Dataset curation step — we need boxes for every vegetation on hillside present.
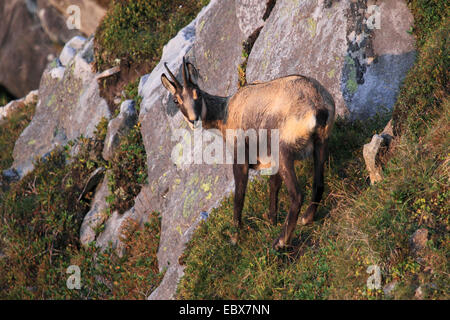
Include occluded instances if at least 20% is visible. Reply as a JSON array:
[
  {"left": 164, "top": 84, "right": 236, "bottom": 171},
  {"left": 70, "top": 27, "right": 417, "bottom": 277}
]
[
  {"left": 0, "top": 0, "right": 213, "bottom": 300},
  {"left": 178, "top": 0, "right": 449, "bottom": 299},
  {"left": 94, "top": 0, "right": 209, "bottom": 71},
  {"left": 0, "top": 116, "right": 161, "bottom": 299},
  {"left": 0, "top": 0, "right": 448, "bottom": 300}
]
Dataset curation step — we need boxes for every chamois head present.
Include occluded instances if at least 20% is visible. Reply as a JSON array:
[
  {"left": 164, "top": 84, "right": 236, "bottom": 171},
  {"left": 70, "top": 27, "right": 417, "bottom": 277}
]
[{"left": 161, "top": 58, "right": 205, "bottom": 128}]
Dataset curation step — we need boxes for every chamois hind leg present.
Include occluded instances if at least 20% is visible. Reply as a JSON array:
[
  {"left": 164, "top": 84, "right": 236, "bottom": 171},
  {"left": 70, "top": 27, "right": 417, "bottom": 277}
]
[
  {"left": 301, "top": 138, "right": 328, "bottom": 225},
  {"left": 267, "top": 173, "right": 282, "bottom": 225},
  {"left": 231, "top": 163, "right": 249, "bottom": 244},
  {"left": 272, "top": 149, "right": 304, "bottom": 250}
]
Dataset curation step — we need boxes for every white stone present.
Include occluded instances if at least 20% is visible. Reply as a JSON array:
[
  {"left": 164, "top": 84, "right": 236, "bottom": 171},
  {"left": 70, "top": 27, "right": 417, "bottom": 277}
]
[{"left": 59, "top": 45, "right": 76, "bottom": 67}]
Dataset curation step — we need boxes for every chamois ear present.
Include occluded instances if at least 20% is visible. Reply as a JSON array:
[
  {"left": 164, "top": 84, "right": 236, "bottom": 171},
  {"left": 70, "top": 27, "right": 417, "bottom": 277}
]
[
  {"left": 187, "top": 62, "right": 199, "bottom": 85},
  {"left": 161, "top": 74, "right": 177, "bottom": 95}
]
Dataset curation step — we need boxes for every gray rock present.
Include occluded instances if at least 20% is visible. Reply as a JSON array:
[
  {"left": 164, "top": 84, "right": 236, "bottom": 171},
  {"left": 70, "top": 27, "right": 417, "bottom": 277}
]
[
  {"left": 363, "top": 134, "right": 385, "bottom": 184},
  {"left": 102, "top": 100, "right": 138, "bottom": 161},
  {"left": 0, "top": 0, "right": 57, "bottom": 97},
  {"left": 8, "top": 38, "right": 111, "bottom": 178},
  {"left": 24, "top": 90, "right": 39, "bottom": 106},
  {"left": 415, "top": 283, "right": 437, "bottom": 300},
  {"left": 0, "top": 1, "right": 94, "bottom": 98},
  {"left": 0, "top": 99, "right": 25, "bottom": 124},
  {"left": 43, "top": 0, "right": 107, "bottom": 37},
  {"left": 190, "top": 0, "right": 268, "bottom": 97},
  {"left": 59, "top": 36, "right": 88, "bottom": 68},
  {"left": 246, "top": 0, "right": 416, "bottom": 117},
  {"left": 363, "top": 119, "right": 394, "bottom": 184},
  {"left": 65, "top": 36, "right": 87, "bottom": 51},
  {"left": 78, "top": 166, "right": 106, "bottom": 202},
  {"left": 37, "top": 5, "right": 81, "bottom": 44},
  {"left": 59, "top": 45, "right": 77, "bottom": 67},
  {"left": 80, "top": 175, "right": 110, "bottom": 246},
  {"left": 50, "top": 66, "right": 66, "bottom": 80},
  {"left": 2, "top": 168, "right": 20, "bottom": 183}
]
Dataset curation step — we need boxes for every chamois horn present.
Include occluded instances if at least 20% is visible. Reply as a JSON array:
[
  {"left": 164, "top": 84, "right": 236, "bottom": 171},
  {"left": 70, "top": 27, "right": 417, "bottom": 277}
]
[{"left": 164, "top": 62, "right": 181, "bottom": 89}]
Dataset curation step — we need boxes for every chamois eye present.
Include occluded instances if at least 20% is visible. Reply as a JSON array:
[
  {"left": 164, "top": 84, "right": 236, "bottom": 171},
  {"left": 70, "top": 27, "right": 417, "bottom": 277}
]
[{"left": 173, "top": 98, "right": 179, "bottom": 105}]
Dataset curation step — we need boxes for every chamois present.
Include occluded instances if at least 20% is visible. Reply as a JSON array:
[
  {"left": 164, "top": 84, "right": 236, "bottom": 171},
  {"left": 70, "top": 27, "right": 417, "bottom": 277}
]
[{"left": 161, "top": 58, "right": 335, "bottom": 250}]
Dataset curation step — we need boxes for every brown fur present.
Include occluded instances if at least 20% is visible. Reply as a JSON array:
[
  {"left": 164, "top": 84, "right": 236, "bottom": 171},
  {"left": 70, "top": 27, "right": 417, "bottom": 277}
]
[{"left": 161, "top": 59, "right": 335, "bottom": 250}]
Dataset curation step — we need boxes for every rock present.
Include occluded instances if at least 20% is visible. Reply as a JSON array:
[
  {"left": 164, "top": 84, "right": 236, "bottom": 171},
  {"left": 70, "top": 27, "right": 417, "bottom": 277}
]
[
  {"left": 45, "top": 0, "right": 107, "bottom": 36},
  {"left": 190, "top": 0, "right": 269, "bottom": 96},
  {"left": 50, "top": 66, "right": 66, "bottom": 80},
  {"left": 410, "top": 228, "right": 428, "bottom": 262},
  {"left": 7, "top": 37, "right": 111, "bottom": 178},
  {"left": 66, "top": 35, "right": 88, "bottom": 51},
  {"left": 363, "top": 134, "right": 385, "bottom": 184},
  {"left": 0, "top": 0, "right": 58, "bottom": 97},
  {"left": 95, "top": 206, "right": 145, "bottom": 258},
  {"left": 0, "top": 99, "right": 25, "bottom": 124},
  {"left": 0, "top": 1, "right": 104, "bottom": 98},
  {"left": 246, "top": 0, "right": 416, "bottom": 117},
  {"left": 59, "top": 36, "right": 88, "bottom": 69},
  {"left": 363, "top": 120, "right": 394, "bottom": 184},
  {"left": 102, "top": 100, "right": 138, "bottom": 161},
  {"left": 80, "top": 175, "right": 110, "bottom": 246},
  {"left": 2, "top": 168, "right": 20, "bottom": 183},
  {"left": 37, "top": 4, "right": 80, "bottom": 44},
  {"left": 0, "top": 90, "right": 38, "bottom": 124},
  {"left": 78, "top": 166, "right": 106, "bottom": 201},
  {"left": 24, "top": 90, "right": 39, "bottom": 106},
  {"left": 59, "top": 45, "right": 77, "bottom": 67},
  {"left": 135, "top": 1, "right": 237, "bottom": 299}
]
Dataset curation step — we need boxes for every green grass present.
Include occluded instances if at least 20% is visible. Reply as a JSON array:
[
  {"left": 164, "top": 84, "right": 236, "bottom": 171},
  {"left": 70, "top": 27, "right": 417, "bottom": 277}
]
[
  {"left": 178, "top": 1, "right": 449, "bottom": 300},
  {"left": 94, "top": 0, "right": 210, "bottom": 72}
]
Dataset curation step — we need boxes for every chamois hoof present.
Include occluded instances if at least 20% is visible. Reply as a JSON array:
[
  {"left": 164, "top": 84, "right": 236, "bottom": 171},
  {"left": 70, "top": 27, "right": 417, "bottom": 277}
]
[
  {"left": 272, "top": 237, "right": 286, "bottom": 251},
  {"left": 301, "top": 207, "right": 315, "bottom": 225}
]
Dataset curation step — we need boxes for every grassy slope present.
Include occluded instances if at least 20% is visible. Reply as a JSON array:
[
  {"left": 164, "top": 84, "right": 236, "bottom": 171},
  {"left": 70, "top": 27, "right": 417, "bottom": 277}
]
[{"left": 178, "top": 1, "right": 449, "bottom": 299}]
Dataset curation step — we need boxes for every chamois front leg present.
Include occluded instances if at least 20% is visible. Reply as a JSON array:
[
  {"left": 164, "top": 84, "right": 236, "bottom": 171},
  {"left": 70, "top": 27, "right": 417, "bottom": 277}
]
[
  {"left": 301, "top": 138, "right": 328, "bottom": 225},
  {"left": 273, "top": 150, "right": 304, "bottom": 250},
  {"left": 231, "top": 163, "right": 249, "bottom": 244}
]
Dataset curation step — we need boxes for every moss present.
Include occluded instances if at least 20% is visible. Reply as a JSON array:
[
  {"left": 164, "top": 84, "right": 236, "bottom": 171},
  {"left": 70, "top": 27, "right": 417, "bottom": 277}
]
[{"left": 345, "top": 56, "right": 358, "bottom": 95}]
